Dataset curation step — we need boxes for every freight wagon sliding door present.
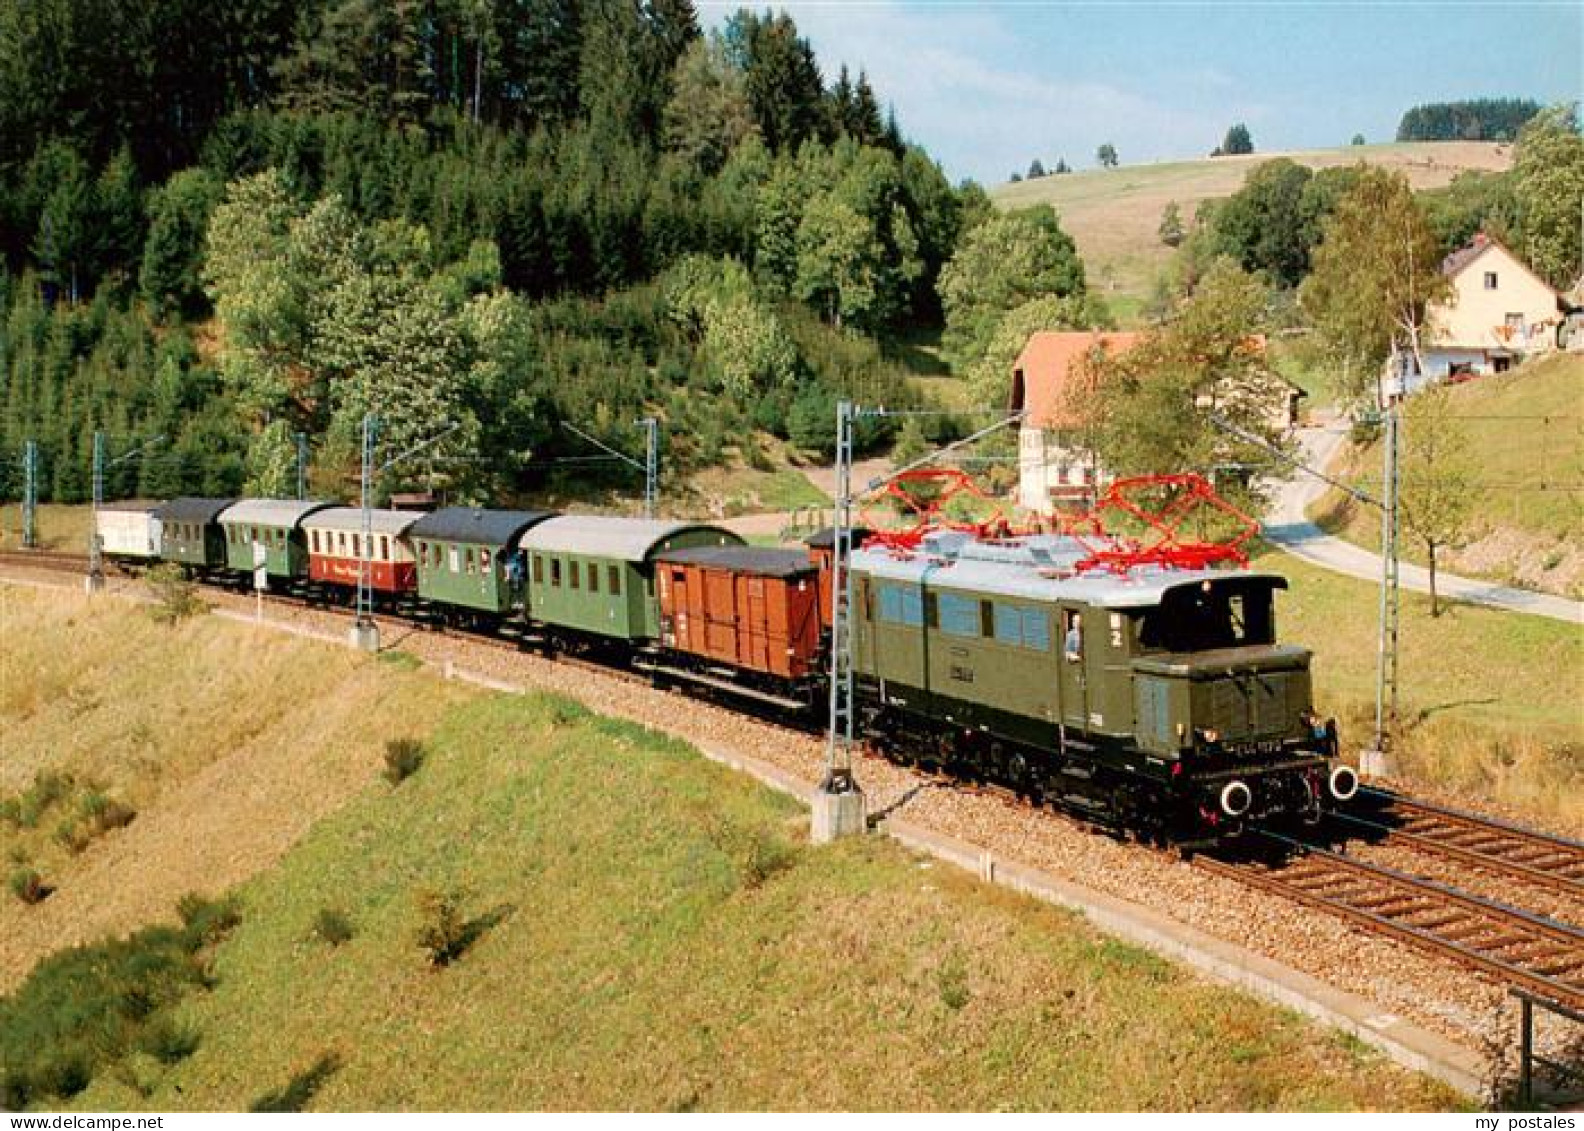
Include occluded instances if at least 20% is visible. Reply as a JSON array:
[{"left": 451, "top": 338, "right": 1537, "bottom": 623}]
[
  {"left": 704, "top": 568, "right": 738, "bottom": 662},
  {"left": 741, "top": 575, "right": 770, "bottom": 671}
]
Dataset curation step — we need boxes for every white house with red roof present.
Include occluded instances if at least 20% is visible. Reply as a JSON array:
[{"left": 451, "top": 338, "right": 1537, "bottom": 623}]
[
  {"left": 1006, "top": 331, "right": 1141, "bottom": 512},
  {"left": 1006, "top": 330, "right": 1301, "bottom": 515},
  {"left": 1422, "top": 234, "right": 1563, "bottom": 380}
]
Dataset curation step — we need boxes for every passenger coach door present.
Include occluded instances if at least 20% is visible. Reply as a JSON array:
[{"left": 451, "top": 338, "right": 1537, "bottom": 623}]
[{"left": 1058, "top": 605, "right": 1088, "bottom": 729}]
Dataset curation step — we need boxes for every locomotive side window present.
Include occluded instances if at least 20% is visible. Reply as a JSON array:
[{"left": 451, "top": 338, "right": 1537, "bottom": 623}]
[
  {"left": 878, "top": 585, "right": 923, "bottom": 626},
  {"left": 938, "top": 592, "right": 979, "bottom": 637}
]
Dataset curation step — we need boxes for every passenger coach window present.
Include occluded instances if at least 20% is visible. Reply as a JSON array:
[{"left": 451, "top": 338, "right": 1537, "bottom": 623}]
[
  {"left": 609, "top": 565, "right": 621, "bottom": 594},
  {"left": 533, "top": 555, "right": 544, "bottom": 583},
  {"left": 569, "top": 559, "right": 580, "bottom": 589},
  {"left": 550, "top": 559, "right": 561, "bottom": 587},
  {"left": 588, "top": 562, "right": 598, "bottom": 592}
]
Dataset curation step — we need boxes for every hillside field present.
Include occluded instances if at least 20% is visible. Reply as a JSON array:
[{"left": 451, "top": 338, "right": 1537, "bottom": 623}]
[
  {"left": 0, "top": 585, "right": 1464, "bottom": 1111},
  {"left": 992, "top": 142, "right": 1512, "bottom": 319},
  {"left": 1311, "top": 352, "right": 1584, "bottom": 598}
]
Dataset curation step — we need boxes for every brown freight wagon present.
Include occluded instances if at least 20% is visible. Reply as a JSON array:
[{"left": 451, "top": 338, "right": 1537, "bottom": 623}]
[{"left": 654, "top": 546, "right": 824, "bottom": 681}]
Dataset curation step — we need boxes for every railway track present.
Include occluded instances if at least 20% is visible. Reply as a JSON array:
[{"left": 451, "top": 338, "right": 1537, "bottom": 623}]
[
  {"left": 9, "top": 547, "right": 1584, "bottom": 1012},
  {"left": 0, "top": 548, "right": 90, "bottom": 573},
  {"left": 1341, "top": 788, "right": 1584, "bottom": 901},
  {"left": 1198, "top": 832, "right": 1584, "bottom": 1013}
]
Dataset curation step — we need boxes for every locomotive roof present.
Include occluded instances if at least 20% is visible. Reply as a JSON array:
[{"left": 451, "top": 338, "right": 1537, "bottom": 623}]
[
  {"left": 156, "top": 497, "right": 235, "bottom": 524},
  {"left": 408, "top": 506, "right": 557, "bottom": 547},
  {"left": 301, "top": 507, "right": 423, "bottom": 536},
  {"left": 218, "top": 499, "right": 335, "bottom": 528},
  {"left": 519, "top": 516, "right": 743, "bottom": 563},
  {"left": 654, "top": 545, "right": 817, "bottom": 578},
  {"left": 851, "top": 533, "right": 1287, "bottom": 609}
]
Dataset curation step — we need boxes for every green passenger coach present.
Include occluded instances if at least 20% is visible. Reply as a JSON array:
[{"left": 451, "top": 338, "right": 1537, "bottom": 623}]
[
  {"left": 217, "top": 499, "right": 333, "bottom": 579},
  {"left": 520, "top": 516, "right": 743, "bottom": 640},
  {"left": 409, "top": 507, "right": 557, "bottom": 618},
  {"left": 155, "top": 497, "right": 236, "bottom": 570}
]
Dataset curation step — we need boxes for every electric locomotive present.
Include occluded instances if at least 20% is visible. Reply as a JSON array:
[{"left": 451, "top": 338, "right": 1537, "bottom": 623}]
[{"left": 850, "top": 529, "right": 1354, "bottom": 838}]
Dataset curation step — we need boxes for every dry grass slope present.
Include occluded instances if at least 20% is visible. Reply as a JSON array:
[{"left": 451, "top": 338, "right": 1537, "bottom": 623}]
[
  {"left": 992, "top": 142, "right": 1513, "bottom": 314},
  {"left": 47, "top": 689, "right": 1463, "bottom": 1112},
  {"left": 0, "top": 585, "right": 472, "bottom": 990}
]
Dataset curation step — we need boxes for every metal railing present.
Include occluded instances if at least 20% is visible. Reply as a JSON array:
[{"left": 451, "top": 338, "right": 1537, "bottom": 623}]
[{"left": 1514, "top": 989, "right": 1583, "bottom": 1109}]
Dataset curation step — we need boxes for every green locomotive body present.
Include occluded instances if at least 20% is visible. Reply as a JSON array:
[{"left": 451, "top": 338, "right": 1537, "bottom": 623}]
[{"left": 851, "top": 531, "right": 1348, "bottom": 834}]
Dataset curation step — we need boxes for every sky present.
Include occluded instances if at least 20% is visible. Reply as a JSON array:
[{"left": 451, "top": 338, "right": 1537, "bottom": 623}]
[{"left": 697, "top": 1, "right": 1583, "bottom": 185}]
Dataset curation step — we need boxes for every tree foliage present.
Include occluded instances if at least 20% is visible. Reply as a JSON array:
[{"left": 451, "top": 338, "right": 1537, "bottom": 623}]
[
  {"left": 1299, "top": 168, "right": 1450, "bottom": 402},
  {"left": 1096, "top": 143, "right": 1118, "bottom": 168},
  {"left": 1219, "top": 123, "right": 1253, "bottom": 156},
  {"left": 1083, "top": 259, "right": 1290, "bottom": 514},
  {"left": 1398, "top": 383, "right": 1477, "bottom": 617},
  {"left": 1396, "top": 98, "right": 1541, "bottom": 142},
  {"left": 939, "top": 205, "right": 1087, "bottom": 371},
  {"left": 1511, "top": 104, "right": 1584, "bottom": 289}
]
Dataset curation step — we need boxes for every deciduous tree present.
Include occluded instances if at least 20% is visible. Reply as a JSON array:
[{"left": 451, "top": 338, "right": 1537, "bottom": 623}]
[
  {"left": 1511, "top": 104, "right": 1584, "bottom": 289},
  {"left": 1399, "top": 384, "right": 1477, "bottom": 616}
]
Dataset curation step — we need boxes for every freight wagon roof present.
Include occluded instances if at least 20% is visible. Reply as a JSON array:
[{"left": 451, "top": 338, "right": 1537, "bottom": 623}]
[
  {"left": 408, "top": 507, "right": 556, "bottom": 547},
  {"left": 852, "top": 536, "right": 1286, "bottom": 609},
  {"left": 218, "top": 499, "right": 334, "bottom": 528},
  {"left": 156, "top": 497, "right": 235, "bottom": 524},
  {"left": 520, "top": 516, "right": 743, "bottom": 563},
  {"left": 654, "top": 545, "right": 817, "bottom": 578},
  {"left": 302, "top": 507, "right": 423, "bottom": 537}
]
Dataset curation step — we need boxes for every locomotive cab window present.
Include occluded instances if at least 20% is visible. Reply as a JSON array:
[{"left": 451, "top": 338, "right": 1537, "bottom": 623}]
[{"left": 1135, "top": 579, "right": 1279, "bottom": 653}]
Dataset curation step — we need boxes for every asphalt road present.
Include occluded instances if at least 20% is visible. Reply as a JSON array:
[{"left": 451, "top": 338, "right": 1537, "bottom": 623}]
[{"left": 1264, "top": 419, "right": 1583, "bottom": 626}]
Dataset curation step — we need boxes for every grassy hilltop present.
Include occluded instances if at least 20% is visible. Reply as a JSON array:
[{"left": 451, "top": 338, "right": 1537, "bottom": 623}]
[
  {"left": 992, "top": 141, "right": 1513, "bottom": 320},
  {"left": 0, "top": 586, "right": 1461, "bottom": 1111}
]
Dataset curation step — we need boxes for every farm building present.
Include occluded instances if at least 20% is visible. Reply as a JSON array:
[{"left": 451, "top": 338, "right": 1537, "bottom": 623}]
[{"left": 1421, "top": 234, "right": 1563, "bottom": 381}]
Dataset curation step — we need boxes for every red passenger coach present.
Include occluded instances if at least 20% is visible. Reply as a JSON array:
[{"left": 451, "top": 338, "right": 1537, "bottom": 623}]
[
  {"left": 655, "top": 547, "right": 824, "bottom": 680},
  {"left": 302, "top": 507, "right": 422, "bottom": 595}
]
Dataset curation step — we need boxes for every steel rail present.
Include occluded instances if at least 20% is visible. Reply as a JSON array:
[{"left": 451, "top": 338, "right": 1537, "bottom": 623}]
[
  {"left": 1334, "top": 809, "right": 1584, "bottom": 900},
  {"left": 1199, "top": 833, "right": 1584, "bottom": 1012}
]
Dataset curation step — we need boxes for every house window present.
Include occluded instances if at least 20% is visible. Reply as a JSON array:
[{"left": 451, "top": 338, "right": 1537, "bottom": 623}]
[
  {"left": 1484, "top": 271, "right": 1498, "bottom": 290},
  {"left": 1505, "top": 312, "right": 1524, "bottom": 336},
  {"left": 608, "top": 564, "right": 621, "bottom": 594}
]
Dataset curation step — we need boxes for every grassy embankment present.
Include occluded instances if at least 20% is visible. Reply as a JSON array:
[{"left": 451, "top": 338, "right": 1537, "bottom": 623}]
[
  {"left": 992, "top": 141, "right": 1512, "bottom": 325},
  {"left": 1260, "top": 550, "right": 1581, "bottom": 829},
  {"left": 1309, "top": 353, "right": 1583, "bottom": 599},
  {"left": 0, "top": 585, "right": 1463, "bottom": 1111}
]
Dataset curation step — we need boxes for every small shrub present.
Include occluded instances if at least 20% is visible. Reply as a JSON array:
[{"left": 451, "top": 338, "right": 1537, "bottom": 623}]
[
  {"left": 176, "top": 893, "right": 242, "bottom": 947},
  {"left": 414, "top": 887, "right": 470, "bottom": 968},
  {"left": 139, "top": 1017, "right": 201, "bottom": 1064},
  {"left": 16, "top": 771, "right": 73, "bottom": 828},
  {"left": 145, "top": 563, "right": 206, "bottom": 624},
  {"left": 79, "top": 790, "right": 137, "bottom": 835},
  {"left": 54, "top": 819, "right": 91, "bottom": 854},
  {"left": 937, "top": 954, "right": 971, "bottom": 1011},
  {"left": 248, "top": 1052, "right": 342, "bottom": 1113},
  {"left": 8, "top": 867, "right": 48, "bottom": 904},
  {"left": 383, "top": 737, "right": 425, "bottom": 784},
  {"left": 312, "top": 907, "right": 355, "bottom": 947}
]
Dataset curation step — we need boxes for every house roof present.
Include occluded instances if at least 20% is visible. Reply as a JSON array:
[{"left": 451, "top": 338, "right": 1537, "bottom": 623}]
[
  {"left": 1441, "top": 233, "right": 1560, "bottom": 298},
  {"left": 519, "top": 516, "right": 743, "bottom": 563},
  {"left": 1008, "top": 332, "right": 1143, "bottom": 429}
]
